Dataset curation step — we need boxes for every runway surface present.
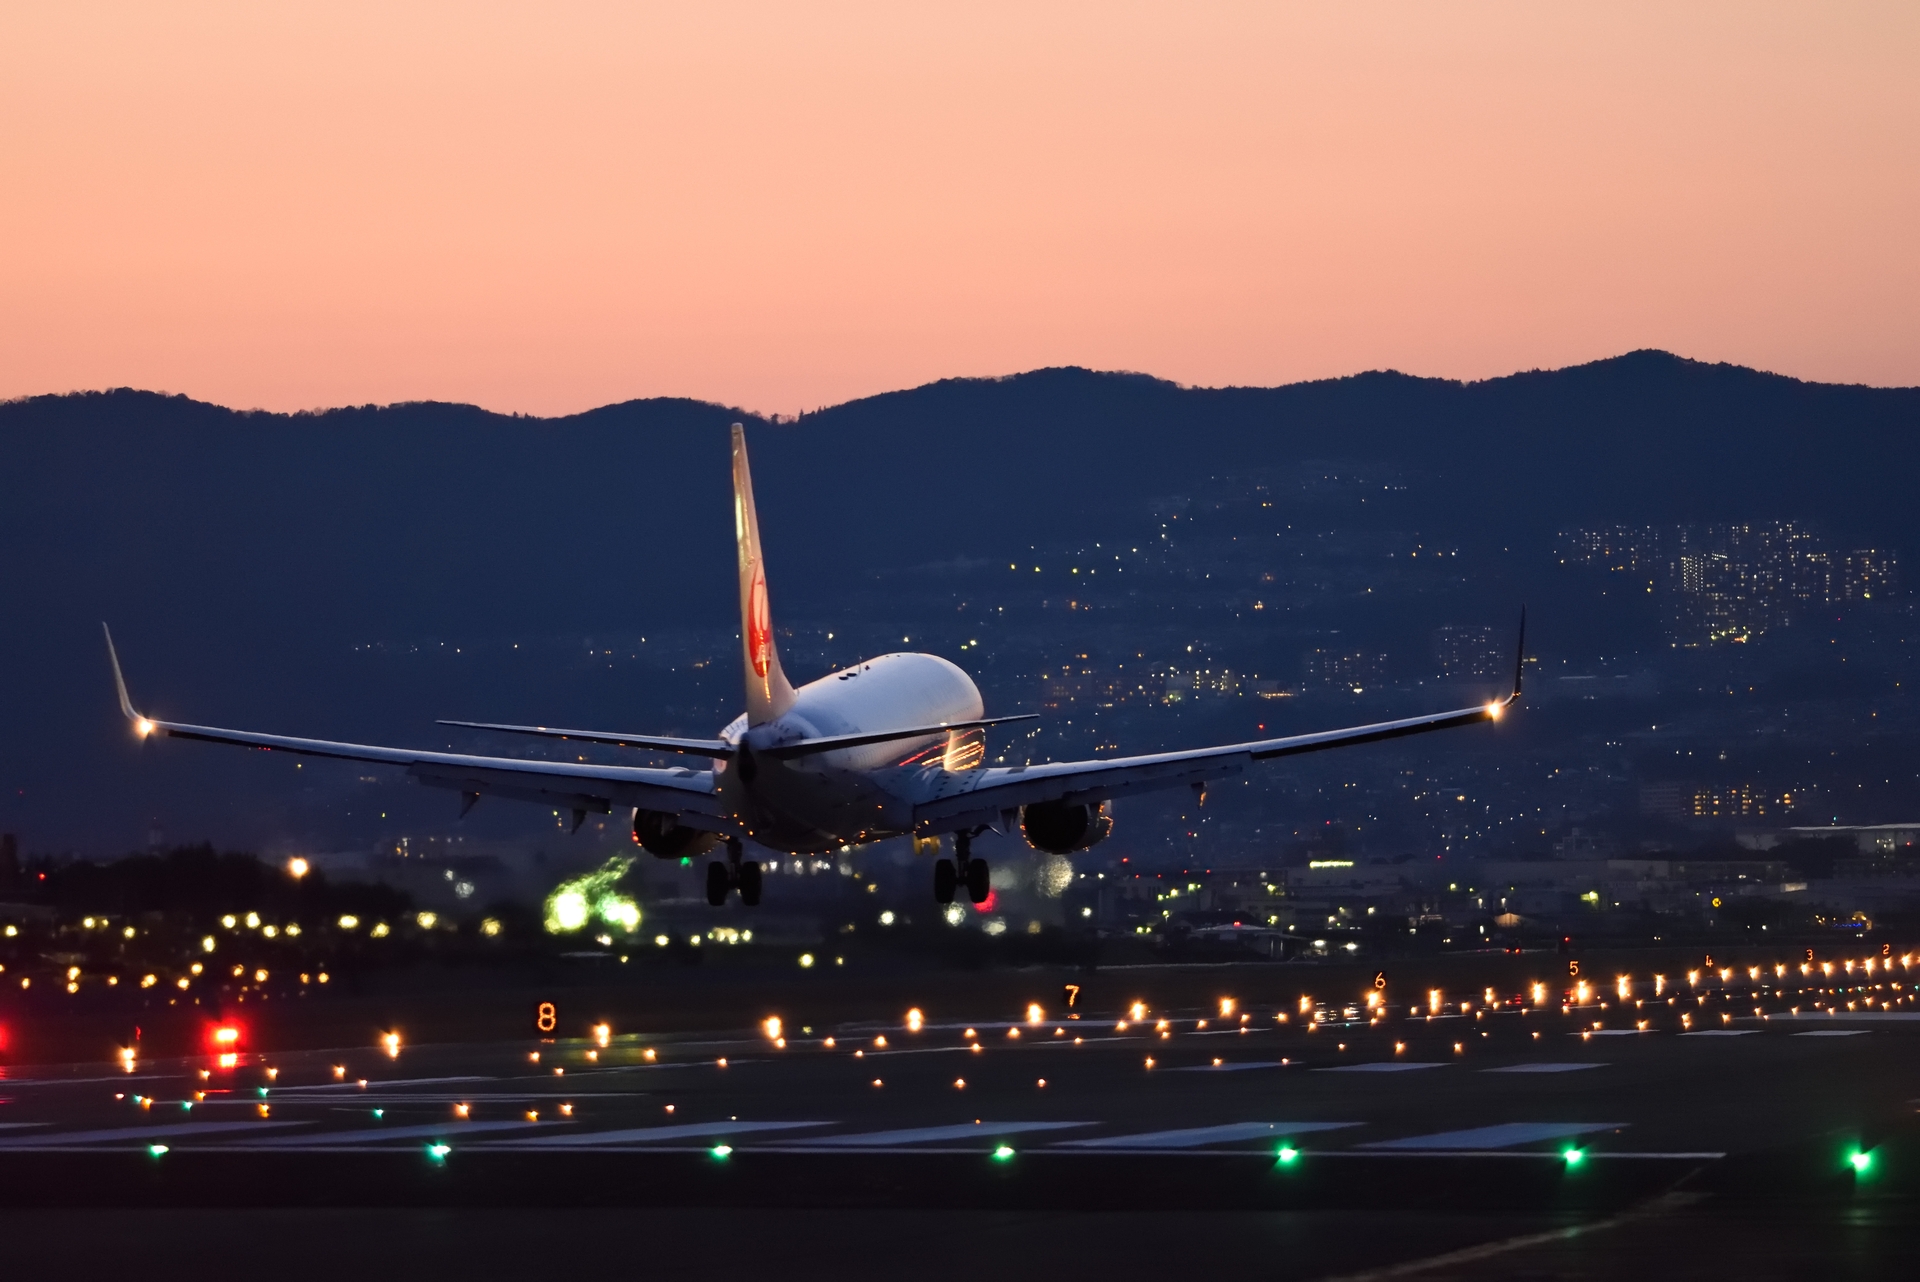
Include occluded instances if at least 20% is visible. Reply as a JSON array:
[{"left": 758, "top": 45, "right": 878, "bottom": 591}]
[{"left": 3, "top": 973, "right": 1917, "bottom": 1276}]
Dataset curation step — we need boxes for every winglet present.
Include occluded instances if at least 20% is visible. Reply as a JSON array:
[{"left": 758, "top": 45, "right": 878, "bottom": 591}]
[
  {"left": 101, "top": 623, "right": 153, "bottom": 735},
  {"left": 1510, "top": 607, "right": 1527, "bottom": 701}
]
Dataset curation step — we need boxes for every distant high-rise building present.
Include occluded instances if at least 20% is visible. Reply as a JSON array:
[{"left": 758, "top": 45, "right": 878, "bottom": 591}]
[
  {"left": 1838, "top": 549, "right": 1899, "bottom": 601},
  {"left": 1433, "top": 625, "right": 1505, "bottom": 680},
  {"left": 1556, "top": 526, "right": 1663, "bottom": 572},
  {"left": 1305, "top": 650, "right": 1387, "bottom": 692}
]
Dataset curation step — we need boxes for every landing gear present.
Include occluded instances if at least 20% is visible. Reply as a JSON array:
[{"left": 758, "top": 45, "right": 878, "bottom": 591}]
[
  {"left": 932, "top": 830, "right": 992, "bottom": 905},
  {"left": 706, "top": 839, "right": 762, "bottom": 906},
  {"left": 966, "top": 857, "right": 990, "bottom": 905}
]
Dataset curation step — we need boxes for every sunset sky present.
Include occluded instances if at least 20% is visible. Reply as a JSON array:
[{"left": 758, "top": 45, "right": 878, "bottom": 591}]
[{"left": 3, "top": 2, "right": 1916, "bottom": 416}]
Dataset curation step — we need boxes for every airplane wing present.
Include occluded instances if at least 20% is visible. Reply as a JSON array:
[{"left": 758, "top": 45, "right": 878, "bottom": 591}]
[
  {"left": 436, "top": 719, "right": 734, "bottom": 759},
  {"left": 104, "top": 627, "right": 727, "bottom": 831},
  {"left": 913, "top": 613, "right": 1525, "bottom": 833}
]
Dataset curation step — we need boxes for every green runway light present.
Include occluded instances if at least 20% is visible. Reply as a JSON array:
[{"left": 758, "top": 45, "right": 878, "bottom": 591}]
[
  {"left": 1562, "top": 1147, "right": 1585, "bottom": 1167},
  {"left": 427, "top": 1143, "right": 451, "bottom": 1160},
  {"left": 373, "top": 1109, "right": 384, "bottom": 1119},
  {"left": 1276, "top": 1146, "right": 1299, "bottom": 1164},
  {"left": 1850, "top": 1150, "right": 1872, "bottom": 1173},
  {"left": 147, "top": 1144, "right": 168, "bottom": 1157},
  {"left": 992, "top": 1145, "right": 1016, "bottom": 1161},
  {"left": 710, "top": 1145, "right": 733, "bottom": 1159}
]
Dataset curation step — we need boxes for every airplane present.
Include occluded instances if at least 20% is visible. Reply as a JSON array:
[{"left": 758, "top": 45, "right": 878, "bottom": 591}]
[{"left": 104, "top": 423, "right": 1523, "bottom": 909}]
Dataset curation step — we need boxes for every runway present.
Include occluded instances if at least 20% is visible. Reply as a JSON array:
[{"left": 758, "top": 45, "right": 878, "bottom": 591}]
[
  {"left": 2, "top": 969, "right": 1918, "bottom": 1276},
  {"left": 2, "top": 984, "right": 1913, "bottom": 1182}
]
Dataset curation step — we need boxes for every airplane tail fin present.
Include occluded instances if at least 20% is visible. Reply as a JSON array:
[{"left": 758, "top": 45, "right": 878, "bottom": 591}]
[{"left": 732, "top": 423, "right": 796, "bottom": 725}]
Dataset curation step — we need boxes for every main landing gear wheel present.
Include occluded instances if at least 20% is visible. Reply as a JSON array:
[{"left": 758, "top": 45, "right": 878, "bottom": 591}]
[
  {"left": 738, "top": 860, "right": 763, "bottom": 906},
  {"left": 933, "top": 859, "right": 957, "bottom": 904},
  {"left": 966, "top": 858, "right": 991, "bottom": 904},
  {"left": 705, "top": 860, "right": 731, "bottom": 906}
]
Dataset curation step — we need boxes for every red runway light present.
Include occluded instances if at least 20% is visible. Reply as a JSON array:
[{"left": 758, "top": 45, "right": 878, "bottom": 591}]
[{"left": 204, "top": 1021, "right": 246, "bottom": 1055}]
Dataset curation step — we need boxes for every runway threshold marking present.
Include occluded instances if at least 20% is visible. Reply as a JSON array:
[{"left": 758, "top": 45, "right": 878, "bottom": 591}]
[
  {"left": 223, "top": 1120, "right": 571, "bottom": 1146},
  {"left": 789, "top": 1121, "right": 1094, "bottom": 1148},
  {"left": 1360, "top": 1122, "right": 1627, "bottom": 1151},
  {"left": 1314, "top": 1063, "right": 1447, "bottom": 1073},
  {"left": 479, "top": 1120, "right": 832, "bottom": 1147},
  {"left": 1054, "top": 1122, "right": 1358, "bottom": 1149},
  {"left": 0, "top": 1120, "right": 314, "bottom": 1146},
  {"left": 1482, "top": 1063, "right": 1605, "bottom": 1073}
]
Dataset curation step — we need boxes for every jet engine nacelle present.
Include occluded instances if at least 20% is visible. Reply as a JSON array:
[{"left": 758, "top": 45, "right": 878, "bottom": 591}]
[
  {"left": 632, "top": 809, "right": 719, "bottom": 859},
  {"left": 1020, "top": 799, "right": 1113, "bottom": 855}
]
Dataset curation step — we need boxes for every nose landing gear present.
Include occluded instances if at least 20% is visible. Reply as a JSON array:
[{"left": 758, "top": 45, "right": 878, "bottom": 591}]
[
  {"left": 933, "top": 830, "right": 990, "bottom": 906},
  {"left": 706, "top": 839, "right": 762, "bottom": 906}
]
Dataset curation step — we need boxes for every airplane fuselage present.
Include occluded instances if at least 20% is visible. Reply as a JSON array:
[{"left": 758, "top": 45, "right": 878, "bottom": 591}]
[{"left": 715, "top": 651, "right": 983, "bottom": 852}]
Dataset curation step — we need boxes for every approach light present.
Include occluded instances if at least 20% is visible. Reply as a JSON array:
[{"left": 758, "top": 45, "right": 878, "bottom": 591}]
[
  {"left": 287, "top": 857, "right": 309, "bottom": 879},
  {"left": 907, "top": 1008, "right": 925, "bottom": 1032}
]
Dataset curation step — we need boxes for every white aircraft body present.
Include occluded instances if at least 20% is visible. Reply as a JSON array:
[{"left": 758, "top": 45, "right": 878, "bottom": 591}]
[{"left": 105, "top": 425, "right": 1522, "bottom": 907}]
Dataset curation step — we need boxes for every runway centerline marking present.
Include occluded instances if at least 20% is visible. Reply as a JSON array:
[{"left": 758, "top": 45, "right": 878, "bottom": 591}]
[
  {"left": 1678, "top": 1031, "right": 1759, "bottom": 1037},
  {"left": 274, "top": 1076, "right": 495, "bottom": 1093},
  {"left": 786, "top": 1121, "right": 1094, "bottom": 1148},
  {"left": 1793, "top": 1030, "right": 1870, "bottom": 1037},
  {"left": 1361, "top": 1122, "right": 1627, "bottom": 1151},
  {"left": 1168, "top": 1061, "right": 1290, "bottom": 1073},
  {"left": 1055, "top": 1122, "right": 1358, "bottom": 1149},
  {"left": 226, "top": 1120, "right": 570, "bottom": 1146},
  {"left": 480, "top": 1120, "right": 832, "bottom": 1147},
  {"left": 0, "top": 1120, "right": 314, "bottom": 1147},
  {"left": 1315, "top": 1063, "right": 1447, "bottom": 1073},
  {"left": 1482, "top": 1063, "right": 1606, "bottom": 1073}
]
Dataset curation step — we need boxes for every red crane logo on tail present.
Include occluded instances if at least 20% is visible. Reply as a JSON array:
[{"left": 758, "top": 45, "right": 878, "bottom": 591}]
[{"left": 748, "top": 563, "right": 772, "bottom": 680}]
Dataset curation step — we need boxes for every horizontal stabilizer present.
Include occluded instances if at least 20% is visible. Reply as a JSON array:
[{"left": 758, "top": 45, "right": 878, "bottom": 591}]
[
  {"left": 762, "top": 713, "right": 1037, "bottom": 759},
  {"left": 437, "top": 720, "right": 733, "bottom": 758}
]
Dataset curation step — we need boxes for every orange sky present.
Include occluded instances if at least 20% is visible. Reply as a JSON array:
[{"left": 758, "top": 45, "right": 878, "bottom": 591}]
[{"left": 2, "top": 2, "right": 1916, "bottom": 415}]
